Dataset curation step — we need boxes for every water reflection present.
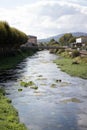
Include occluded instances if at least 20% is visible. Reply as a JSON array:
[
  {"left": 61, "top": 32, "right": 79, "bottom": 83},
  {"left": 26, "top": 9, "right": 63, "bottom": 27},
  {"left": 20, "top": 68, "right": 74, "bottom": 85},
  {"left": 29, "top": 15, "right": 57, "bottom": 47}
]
[{"left": 0, "top": 50, "right": 87, "bottom": 130}]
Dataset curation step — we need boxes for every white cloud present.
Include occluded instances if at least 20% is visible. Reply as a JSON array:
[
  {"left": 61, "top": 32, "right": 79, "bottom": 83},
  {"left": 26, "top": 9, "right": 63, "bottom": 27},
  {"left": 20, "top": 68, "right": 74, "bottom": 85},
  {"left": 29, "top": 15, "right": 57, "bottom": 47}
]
[{"left": 0, "top": 0, "right": 87, "bottom": 39}]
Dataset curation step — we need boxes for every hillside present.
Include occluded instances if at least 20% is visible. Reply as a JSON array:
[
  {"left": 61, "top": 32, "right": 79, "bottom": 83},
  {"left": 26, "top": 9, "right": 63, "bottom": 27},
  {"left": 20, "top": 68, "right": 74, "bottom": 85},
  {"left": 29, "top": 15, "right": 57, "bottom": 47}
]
[{"left": 38, "top": 32, "right": 87, "bottom": 43}]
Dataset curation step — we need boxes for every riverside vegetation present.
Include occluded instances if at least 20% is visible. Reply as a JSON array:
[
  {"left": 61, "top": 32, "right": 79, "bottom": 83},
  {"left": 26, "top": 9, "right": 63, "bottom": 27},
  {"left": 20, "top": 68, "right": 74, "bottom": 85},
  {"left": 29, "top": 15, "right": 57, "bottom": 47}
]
[
  {"left": 0, "top": 49, "right": 36, "bottom": 70},
  {"left": 54, "top": 49, "right": 87, "bottom": 79},
  {"left": 0, "top": 88, "right": 27, "bottom": 130},
  {"left": 0, "top": 21, "right": 37, "bottom": 129},
  {"left": 0, "top": 21, "right": 37, "bottom": 70},
  {"left": 47, "top": 34, "right": 87, "bottom": 79}
]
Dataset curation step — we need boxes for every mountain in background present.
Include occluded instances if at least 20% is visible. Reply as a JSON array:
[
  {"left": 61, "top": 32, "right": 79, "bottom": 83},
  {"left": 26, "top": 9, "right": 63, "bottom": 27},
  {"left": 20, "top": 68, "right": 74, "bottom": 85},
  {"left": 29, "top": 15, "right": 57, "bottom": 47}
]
[{"left": 38, "top": 32, "right": 87, "bottom": 43}]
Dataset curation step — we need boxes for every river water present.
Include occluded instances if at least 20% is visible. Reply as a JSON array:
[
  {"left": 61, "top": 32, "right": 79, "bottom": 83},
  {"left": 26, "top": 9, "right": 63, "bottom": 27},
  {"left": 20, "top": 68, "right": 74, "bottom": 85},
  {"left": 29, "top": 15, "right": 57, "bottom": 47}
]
[{"left": 0, "top": 50, "right": 87, "bottom": 130}]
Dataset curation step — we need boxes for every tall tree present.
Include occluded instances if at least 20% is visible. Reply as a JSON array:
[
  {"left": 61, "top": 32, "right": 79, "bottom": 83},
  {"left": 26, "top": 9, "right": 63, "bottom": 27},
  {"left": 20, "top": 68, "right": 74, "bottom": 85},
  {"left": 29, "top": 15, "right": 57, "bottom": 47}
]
[
  {"left": 0, "top": 21, "right": 28, "bottom": 55},
  {"left": 59, "top": 33, "right": 74, "bottom": 46}
]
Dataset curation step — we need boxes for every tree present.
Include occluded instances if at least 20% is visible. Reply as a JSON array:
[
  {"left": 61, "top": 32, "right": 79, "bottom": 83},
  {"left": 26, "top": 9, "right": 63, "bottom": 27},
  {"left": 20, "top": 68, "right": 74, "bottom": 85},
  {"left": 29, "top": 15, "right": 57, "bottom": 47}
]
[
  {"left": 59, "top": 33, "right": 73, "bottom": 46},
  {"left": 50, "top": 38, "right": 55, "bottom": 43},
  {"left": 69, "top": 37, "right": 76, "bottom": 43},
  {"left": 0, "top": 21, "right": 28, "bottom": 56},
  {"left": 47, "top": 38, "right": 59, "bottom": 46}
]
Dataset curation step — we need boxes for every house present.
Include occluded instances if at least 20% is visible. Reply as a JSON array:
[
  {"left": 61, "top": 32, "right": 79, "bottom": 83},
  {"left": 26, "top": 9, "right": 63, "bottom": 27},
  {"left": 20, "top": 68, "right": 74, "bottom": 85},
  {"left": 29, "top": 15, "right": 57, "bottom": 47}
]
[
  {"left": 20, "top": 35, "right": 37, "bottom": 49},
  {"left": 76, "top": 37, "right": 87, "bottom": 48},
  {"left": 28, "top": 35, "right": 37, "bottom": 45},
  {"left": 76, "top": 37, "right": 87, "bottom": 44},
  {"left": 71, "top": 37, "right": 87, "bottom": 48}
]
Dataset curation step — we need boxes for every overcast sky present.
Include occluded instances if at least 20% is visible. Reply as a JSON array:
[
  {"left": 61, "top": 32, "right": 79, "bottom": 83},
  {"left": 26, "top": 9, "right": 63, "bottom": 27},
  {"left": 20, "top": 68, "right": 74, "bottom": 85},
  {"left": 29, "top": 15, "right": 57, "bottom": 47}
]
[{"left": 0, "top": 0, "right": 87, "bottom": 39}]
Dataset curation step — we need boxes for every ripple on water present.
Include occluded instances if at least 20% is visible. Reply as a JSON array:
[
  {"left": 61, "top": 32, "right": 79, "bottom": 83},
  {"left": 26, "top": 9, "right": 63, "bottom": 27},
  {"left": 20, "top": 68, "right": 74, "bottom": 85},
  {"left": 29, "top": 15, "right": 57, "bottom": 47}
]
[{"left": 78, "top": 113, "right": 87, "bottom": 129}]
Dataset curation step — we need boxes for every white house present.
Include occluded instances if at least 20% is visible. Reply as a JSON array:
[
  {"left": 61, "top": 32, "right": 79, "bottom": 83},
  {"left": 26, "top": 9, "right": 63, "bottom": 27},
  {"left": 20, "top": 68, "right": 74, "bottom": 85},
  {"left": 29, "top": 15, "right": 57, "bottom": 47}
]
[{"left": 76, "top": 37, "right": 87, "bottom": 43}]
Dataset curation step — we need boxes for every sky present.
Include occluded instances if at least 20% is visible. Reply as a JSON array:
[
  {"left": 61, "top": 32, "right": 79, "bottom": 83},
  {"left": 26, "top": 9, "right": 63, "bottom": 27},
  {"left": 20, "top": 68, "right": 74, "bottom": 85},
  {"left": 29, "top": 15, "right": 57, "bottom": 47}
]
[{"left": 0, "top": 0, "right": 87, "bottom": 39}]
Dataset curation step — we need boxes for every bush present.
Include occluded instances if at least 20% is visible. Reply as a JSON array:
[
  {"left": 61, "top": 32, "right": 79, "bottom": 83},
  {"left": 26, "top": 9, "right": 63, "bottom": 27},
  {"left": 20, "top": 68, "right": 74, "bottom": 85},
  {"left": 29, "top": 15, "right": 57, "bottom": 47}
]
[
  {"left": 57, "top": 49, "right": 65, "bottom": 54},
  {"left": 71, "top": 50, "right": 80, "bottom": 58},
  {"left": 61, "top": 51, "right": 70, "bottom": 58},
  {"left": 0, "top": 21, "right": 28, "bottom": 56}
]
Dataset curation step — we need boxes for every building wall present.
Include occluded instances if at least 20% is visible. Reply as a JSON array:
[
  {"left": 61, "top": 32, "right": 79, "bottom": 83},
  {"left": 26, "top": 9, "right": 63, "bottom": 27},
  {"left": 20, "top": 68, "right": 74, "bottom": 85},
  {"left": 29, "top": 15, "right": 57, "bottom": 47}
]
[
  {"left": 76, "top": 38, "right": 82, "bottom": 43},
  {"left": 76, "top": 37, "right": 87, "bottom": 43},
  {"left": 28, "top": 35, "right": 37, "bottom": 44}
]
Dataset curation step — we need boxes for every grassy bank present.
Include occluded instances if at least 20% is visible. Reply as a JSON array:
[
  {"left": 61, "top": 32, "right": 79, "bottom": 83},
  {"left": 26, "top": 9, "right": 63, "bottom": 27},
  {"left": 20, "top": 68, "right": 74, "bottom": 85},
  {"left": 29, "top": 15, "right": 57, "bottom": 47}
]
[
  {"left": 0, "top": 88, "right": 27, "bottom": 130},
  {"left": 0, "top": 49, "right": 36, "bottom": 70},
  {"left": 0, "top": 49, "right": 37, "bottom": 129},
  {"left": 54, "top": 56, "right": 87, "bottom": 79}
]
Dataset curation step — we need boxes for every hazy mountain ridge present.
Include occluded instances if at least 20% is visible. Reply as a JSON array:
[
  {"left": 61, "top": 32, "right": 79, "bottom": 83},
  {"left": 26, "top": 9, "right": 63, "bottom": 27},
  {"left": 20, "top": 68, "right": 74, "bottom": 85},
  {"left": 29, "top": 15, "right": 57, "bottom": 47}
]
[{"left": 38, "top": 32, "right": 87, "bottom": 43}]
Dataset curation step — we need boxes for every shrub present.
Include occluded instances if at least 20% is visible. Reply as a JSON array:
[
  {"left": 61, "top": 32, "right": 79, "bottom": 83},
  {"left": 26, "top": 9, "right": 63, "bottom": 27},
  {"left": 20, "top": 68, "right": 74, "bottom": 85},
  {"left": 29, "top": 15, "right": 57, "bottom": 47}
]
[
  {"left": 61, "top": 51, "right": 70, "bottom": 58},
  {"left": 71, "top": 50, "right": 80, "bottom": 58},
  {"left": 57, "top": 49, "right": 65, "bottom": 54}
]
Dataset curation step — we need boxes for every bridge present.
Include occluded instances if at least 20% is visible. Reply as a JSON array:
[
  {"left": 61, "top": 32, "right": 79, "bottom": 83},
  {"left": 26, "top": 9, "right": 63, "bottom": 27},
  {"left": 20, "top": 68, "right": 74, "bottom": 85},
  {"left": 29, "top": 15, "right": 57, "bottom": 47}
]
[
  {"left": 20, "top": 45, "right": 87, "bottom": 56},
  {"left": 23, "top": 45, "right": 66, "bottom": 50}
]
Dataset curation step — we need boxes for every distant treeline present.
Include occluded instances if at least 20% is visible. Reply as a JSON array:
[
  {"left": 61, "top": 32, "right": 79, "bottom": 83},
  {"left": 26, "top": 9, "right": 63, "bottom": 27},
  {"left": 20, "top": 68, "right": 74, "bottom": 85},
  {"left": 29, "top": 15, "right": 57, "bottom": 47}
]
[{"left": 0, "top": 21, "right": 28, "bottom": 55}]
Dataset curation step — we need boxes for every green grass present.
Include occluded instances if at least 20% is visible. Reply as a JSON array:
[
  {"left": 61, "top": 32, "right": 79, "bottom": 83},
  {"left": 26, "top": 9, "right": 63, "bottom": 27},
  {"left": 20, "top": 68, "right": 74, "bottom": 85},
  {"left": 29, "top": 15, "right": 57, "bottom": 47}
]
[
  {"left": 0, "top": 88, "right": 27, "bottom": 130},
  {"left": 54, "top": 57, "right": 87, "bottom": 79}
]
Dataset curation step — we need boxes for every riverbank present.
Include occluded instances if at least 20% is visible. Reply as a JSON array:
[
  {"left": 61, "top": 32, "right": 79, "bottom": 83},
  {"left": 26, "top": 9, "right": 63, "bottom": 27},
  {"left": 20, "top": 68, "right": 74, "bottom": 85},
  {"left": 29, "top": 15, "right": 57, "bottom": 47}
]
[
  {"left": 0, "top": 88, "right": 27, "bottom": 130},
  {"left": 0, "top": 49, "right": 36, "bottom": 70},
  {"left": 0, "top": 49, "right": 37, "bottom": 130},
  {"left": 54, "top": 55, "right": 87, "bottom": 79}
]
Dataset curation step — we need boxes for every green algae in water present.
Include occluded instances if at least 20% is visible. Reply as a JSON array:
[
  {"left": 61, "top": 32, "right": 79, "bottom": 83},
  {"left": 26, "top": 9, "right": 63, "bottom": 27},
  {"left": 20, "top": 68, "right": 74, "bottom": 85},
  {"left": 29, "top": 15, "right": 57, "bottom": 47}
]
[
  {"left": 20, "top": 81, "right": 35, "bottom": 87},
  {"left": 37, "top": 77, "right": 47, "bottom": 80},
  {"left": 30, "top": 86, "right": 38, "bottom": 90},
  {"left": 60, "top": 97, "right": 82, "bottom": 104},
  {"left": 60, "top": 82, "right": 71, "bottom": 87},
  {"left": 50, "top": 84, "right": 57, "bottom": 88},
  {"left": 38, "top": 75, "right": 43, "bottom": 77},
  {"left": 18, "top": 88, "right": 23, "bottom": 92},
  {"left": 40, "top": 83, "right": 46, "bottom": 86}
]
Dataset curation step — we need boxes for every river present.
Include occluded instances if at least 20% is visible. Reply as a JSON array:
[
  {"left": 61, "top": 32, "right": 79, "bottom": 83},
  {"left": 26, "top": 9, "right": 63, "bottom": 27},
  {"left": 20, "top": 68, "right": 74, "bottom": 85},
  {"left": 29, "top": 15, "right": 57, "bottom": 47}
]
[{"left": 0, "top": 50, "right": 87, "bottom": 130}]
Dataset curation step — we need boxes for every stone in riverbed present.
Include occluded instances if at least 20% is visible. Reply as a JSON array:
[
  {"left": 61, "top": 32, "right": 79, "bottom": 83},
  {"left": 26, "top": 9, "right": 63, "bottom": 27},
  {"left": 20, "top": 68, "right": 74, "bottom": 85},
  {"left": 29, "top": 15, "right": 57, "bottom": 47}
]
[{"left": 56, "top": 79, "right": 62, "bottom": 82}]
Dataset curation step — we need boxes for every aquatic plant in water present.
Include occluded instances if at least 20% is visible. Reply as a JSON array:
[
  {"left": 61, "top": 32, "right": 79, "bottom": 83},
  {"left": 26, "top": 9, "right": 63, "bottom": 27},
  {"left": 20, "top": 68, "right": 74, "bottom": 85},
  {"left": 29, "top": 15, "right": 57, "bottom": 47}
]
[
  {"left": 20, "top": 81, "right": 38, "bottom": 90},
  {"left": 30, "top": 86, "right": 38, "bottom": 90},
  {"left": 20, "top": 81, "right": 35, "bottom": 87},
  {"left": 18, "top": 88, "right": 23, "bottom": 91},
  {"left": 51, "top": 84, "right": 56, "bottom": 88}
]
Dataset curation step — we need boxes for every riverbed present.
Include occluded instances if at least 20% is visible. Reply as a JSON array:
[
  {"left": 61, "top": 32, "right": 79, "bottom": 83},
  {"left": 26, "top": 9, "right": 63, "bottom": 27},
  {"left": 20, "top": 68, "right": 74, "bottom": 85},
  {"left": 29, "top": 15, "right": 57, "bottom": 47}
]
[{"left": 0, "top": 50, "right": 87, "bottom": 130}]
